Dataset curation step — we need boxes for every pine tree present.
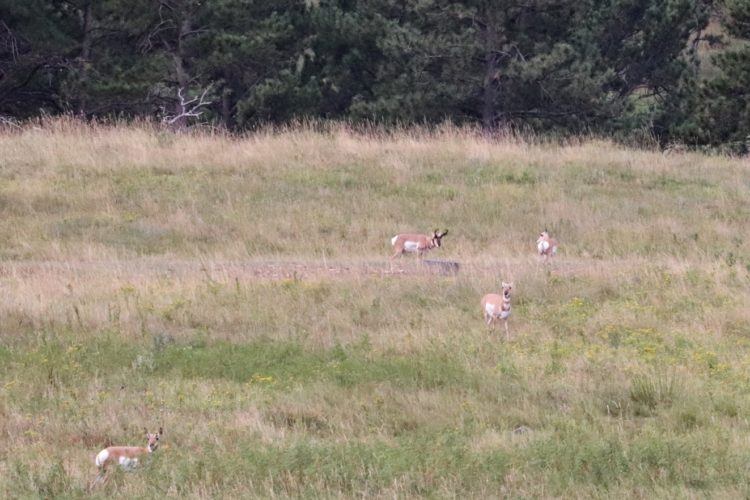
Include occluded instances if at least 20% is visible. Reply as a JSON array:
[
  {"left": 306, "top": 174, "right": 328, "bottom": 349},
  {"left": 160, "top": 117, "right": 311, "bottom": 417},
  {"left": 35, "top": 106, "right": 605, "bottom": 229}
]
[
  {"left": 687, "top": 0, "right": 750, "bottom": 151},
  {"left": 0, "top": 0, "right": 716, "bottom": 138},
  {"left": 0, "top": 0, "right": 78, "bottom": 116}
]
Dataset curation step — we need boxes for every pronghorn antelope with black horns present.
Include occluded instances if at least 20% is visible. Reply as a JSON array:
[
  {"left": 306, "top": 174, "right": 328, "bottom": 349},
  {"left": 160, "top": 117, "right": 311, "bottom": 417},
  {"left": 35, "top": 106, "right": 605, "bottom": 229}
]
[
  {"left": 481, "top": 282, "right": 513, "bottom": 339},
  {"left": 91, "top": 427, "right": 163, "bottom": 487},
  {"left": 390, "top": 230, "right": 448, "bottom": 259},
  {"left": 536, "top": 229, "right": 558, "bottom": 262}
]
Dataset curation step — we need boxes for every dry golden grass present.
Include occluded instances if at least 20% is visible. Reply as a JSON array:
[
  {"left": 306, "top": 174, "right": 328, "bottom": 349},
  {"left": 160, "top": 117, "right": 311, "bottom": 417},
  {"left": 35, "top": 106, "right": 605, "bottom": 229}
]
[{"left": 1, "top": 119, "right": 750, "bottom": 497}]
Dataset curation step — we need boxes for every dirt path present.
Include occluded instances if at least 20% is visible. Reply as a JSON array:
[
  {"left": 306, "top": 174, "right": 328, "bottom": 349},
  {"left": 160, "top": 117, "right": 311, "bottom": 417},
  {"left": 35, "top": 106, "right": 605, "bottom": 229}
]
[
  {"left": 0, "top": 256, "right": 645, "bottom": 283},
  {"left": 0, "top": 258, "right": 460, "bottom": 281}
]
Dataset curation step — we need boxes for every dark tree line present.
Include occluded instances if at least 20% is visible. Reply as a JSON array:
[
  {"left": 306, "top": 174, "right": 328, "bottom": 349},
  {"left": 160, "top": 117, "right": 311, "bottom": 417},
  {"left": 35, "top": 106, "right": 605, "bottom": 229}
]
[{"left": 1, "top": 0, "right": 748, "bottom": 149}]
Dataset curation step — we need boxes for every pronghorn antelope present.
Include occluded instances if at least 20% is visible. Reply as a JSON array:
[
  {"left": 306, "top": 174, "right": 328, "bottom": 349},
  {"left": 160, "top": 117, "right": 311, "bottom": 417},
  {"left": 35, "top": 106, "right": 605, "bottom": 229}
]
[
  {"left": 481, "top": 282, "right": 513, "bottom": 339},
  {"left": 92, "top": 427, "right": 163, "bottom": 486},
  {"left": 390, "top": 230, "right": 448, "bottom": 259},
  {"left": 536, "top": 229, "right": 558, "bottom": 262}
]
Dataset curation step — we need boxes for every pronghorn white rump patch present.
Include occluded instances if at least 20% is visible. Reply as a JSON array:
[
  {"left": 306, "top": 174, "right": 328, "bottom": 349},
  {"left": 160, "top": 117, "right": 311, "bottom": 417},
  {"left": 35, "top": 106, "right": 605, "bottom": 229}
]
[
  {"left": 537, "top": 240, "right": 550, "bottom": 253},
  {"left": 95, "top": 449, "right": 109, "bottom": 467}
]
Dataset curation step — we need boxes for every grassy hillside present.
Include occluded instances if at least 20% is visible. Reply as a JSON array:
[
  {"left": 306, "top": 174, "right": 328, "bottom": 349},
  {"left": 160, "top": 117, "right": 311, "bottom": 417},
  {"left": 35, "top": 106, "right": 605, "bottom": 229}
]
[{"left": 1, "top": 120, "right": 750, "bottom": 497}]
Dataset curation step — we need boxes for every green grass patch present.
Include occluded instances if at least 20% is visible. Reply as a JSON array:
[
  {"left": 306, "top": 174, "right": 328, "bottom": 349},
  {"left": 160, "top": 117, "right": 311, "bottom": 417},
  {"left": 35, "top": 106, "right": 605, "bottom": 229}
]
[{"left": 153, "top": 340, "right": 469, "bottom": 390}]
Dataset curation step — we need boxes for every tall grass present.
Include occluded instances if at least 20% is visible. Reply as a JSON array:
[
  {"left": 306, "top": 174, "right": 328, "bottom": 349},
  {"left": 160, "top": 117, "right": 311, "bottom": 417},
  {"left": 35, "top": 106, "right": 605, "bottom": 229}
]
[{"left": 1, "top": 119, "right": 749, "bottom": 497}]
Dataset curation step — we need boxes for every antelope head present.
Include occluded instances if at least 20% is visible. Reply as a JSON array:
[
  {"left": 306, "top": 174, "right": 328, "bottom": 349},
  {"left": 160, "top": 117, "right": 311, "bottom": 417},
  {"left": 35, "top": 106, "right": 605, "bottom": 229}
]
[
  {"left": 431, "top": 229, "right": 449, "bottom": 248},
  {"left": 501, "top": 281, "right": 513, "bottom": 299},
  {"left": 144, "top": 427, "right": 163, "bottom": 452}
]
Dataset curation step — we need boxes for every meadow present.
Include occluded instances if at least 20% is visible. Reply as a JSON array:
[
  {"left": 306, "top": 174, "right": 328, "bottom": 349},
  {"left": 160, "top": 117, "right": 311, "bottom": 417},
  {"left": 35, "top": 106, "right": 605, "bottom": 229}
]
[{"left": 1, "top": 120, "right": 749, "bottom": 498}]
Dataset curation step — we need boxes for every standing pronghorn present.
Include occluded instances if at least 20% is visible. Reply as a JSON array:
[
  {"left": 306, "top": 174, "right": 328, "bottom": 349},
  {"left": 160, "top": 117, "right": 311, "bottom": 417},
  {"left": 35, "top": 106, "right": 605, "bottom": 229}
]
[
  {"left": 92, "top": 427, "right": 163, "bottom": 487},
  {"left": 390, "top": 230, "right": 448, "bottom": 259},
  {"left": 536, "top": 229, "right": 558, "bottom": 262},
  {"left": 481, "top": 282, "right": 513, "bottom": 339}
]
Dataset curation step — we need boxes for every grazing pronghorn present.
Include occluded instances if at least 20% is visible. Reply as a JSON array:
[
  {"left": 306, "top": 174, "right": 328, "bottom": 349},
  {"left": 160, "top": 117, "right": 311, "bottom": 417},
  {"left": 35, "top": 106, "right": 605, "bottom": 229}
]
[
  {"left": 481, "top": 282, "right": 513, "bottom": 339},
  {"left": 536, "top": 229, "right": 558, "bottom": 262},
  {"left": 92, "top": 427, "right": 163, "bottom": 487},
  {"left": 390, "top": 230, "right": 448, "bottom": 259}
]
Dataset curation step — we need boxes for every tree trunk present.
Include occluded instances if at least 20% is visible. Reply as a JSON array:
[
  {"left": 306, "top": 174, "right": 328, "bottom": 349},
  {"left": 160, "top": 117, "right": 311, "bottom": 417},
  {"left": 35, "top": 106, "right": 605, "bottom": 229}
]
[
  {"left": 221, "top": 86, "right": 233, "bottom": 129},
  {"left": 77, "top": 2, "right": 93, "bottom": 115},
  {"left": 172, "top": 15, "right": 192, "bottom": 129},
  {"left": 482, "top": 18, "right": 499, "bottom": 131}
]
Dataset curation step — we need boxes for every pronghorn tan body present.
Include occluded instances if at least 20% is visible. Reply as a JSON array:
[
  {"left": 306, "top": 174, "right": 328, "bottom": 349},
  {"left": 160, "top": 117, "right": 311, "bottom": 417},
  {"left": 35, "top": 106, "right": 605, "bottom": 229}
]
[
  {"left": 92, "top": 428, "right": 162, "bottom": 487},
  {"left": 390, "top": 230, "right": 448, "bottom": 259},
  {"left": 481, "top": 282, "right": 513, "bottom": 339},
  {"left": 536, "top": 230, "right": 558, "bottom": 262}
]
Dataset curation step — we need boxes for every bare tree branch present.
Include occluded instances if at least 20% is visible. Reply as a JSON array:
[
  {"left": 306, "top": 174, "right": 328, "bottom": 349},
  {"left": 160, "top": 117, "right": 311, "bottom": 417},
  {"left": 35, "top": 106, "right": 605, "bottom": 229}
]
[
  {"left": 0, "top": 21, "right": 20, "bottom": 62},
  {"left": 0, "top": 115, "right": 21, "bottom": 128},
  {"left": 162, "top": 84, "right": 213, "bottom": 126}
]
